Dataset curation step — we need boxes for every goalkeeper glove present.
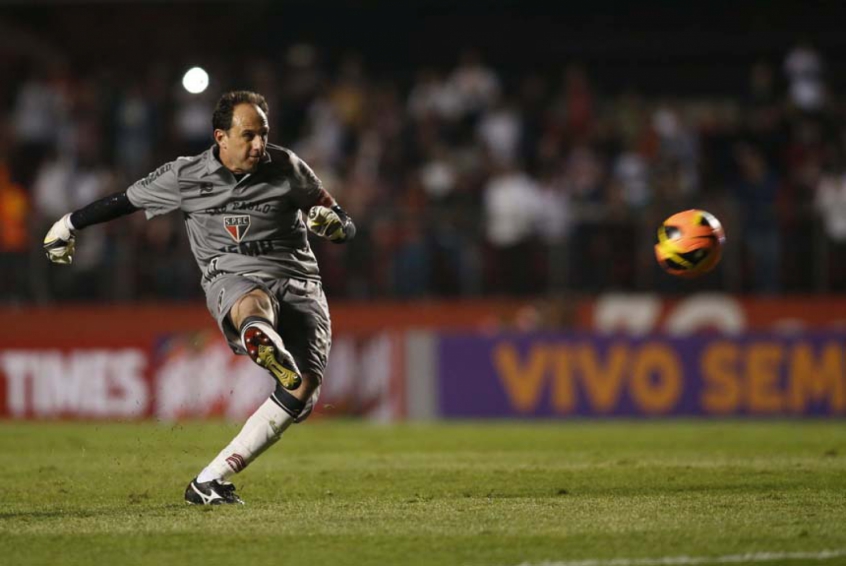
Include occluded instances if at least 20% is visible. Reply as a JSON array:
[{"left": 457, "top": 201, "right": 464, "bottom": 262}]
[
  {"left": 43, "top": 213, "right": 76, "bottom": 264},
  {"left": 307, "top": 204, "right": 356, "bottom": 243}
]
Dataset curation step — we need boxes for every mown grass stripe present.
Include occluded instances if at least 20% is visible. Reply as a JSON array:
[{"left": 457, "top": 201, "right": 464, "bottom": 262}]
[{"left": 514, "top": 548, "right": 846, "bottom": 566}]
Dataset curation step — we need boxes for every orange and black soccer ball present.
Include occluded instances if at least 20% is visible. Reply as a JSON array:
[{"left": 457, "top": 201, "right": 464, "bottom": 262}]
[{"left": 654, "top": 209, "right": 725, "bottom": 278}]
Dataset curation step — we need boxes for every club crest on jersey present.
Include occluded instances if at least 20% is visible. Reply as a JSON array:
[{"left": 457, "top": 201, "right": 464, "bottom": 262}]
[{"left": 224, "top": 215, "right": 251, "bottom": 243}]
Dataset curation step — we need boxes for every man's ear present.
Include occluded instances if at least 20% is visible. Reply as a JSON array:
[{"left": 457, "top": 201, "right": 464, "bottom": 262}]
[{"left": 214, "top": 129, "right": 227, "bottom": 147}]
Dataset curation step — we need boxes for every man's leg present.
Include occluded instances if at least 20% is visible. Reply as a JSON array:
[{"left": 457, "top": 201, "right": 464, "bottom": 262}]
[
  {"left": 187, "top": 289, "right": 320, "bottom": 505},
  {"left": 235, "top": 290, "right": 303, "bottom": 390},
  {"left": 229, "top": 288, "right": 321, "bottom": 403}
]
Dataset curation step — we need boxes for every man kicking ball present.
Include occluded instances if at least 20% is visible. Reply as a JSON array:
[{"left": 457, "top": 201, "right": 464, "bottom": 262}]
[{"left": 43, "top": 90, "right": 355, "bottom": 505}]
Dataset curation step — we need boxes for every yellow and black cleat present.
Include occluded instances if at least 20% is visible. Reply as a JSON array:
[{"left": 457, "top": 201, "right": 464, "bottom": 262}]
[{"left": 244, "top": 328, "right": 302, "bottom": 390}]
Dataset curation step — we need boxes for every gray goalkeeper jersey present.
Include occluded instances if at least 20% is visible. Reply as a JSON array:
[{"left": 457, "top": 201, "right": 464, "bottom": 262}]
[{"left": 126, "top": 143, "right": 326, "bottom": 291}]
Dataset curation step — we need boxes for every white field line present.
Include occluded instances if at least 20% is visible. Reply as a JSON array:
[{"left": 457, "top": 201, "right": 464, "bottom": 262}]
[{"left": 513, "top": 549, "right": 846, "bottom": 566}]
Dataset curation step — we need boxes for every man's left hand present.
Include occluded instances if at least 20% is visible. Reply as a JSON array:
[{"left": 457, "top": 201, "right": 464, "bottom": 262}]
[{"left": 307, "top": 206, "right": 346, "bottom": 241}]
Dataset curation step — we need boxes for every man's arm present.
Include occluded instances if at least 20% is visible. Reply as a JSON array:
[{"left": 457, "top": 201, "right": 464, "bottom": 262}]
[
  {"left": 44, "top": 159, "right": 182, "bottom": 264},
  {"left": 71, "top": 191, "right": 140, "bottom": 228},
  {"left": 43, "top": 191, "right": 140, "bottom": 264},
  {"left": 286, "top": 150, "right": 356, "bottom": 244}
]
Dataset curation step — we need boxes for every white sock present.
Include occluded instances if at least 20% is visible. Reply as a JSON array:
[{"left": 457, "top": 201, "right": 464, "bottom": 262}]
[{"left": 196, "top": 397, "right": 294, "bottom": 483}]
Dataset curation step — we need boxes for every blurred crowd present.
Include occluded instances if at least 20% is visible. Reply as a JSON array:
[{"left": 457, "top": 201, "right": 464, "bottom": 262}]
[{"left": 2, "top": 41, "right": 846, "bottom": 303}]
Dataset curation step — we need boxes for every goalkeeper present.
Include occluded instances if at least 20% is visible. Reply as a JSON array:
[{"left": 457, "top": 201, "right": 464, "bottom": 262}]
[{"left": 43, "top": 90, "right": 355, "bottom": 505}]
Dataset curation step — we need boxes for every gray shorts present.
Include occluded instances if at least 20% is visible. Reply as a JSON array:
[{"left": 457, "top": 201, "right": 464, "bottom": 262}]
[{"left": 205, "top": 274, "right": 332, "bottom": 381}]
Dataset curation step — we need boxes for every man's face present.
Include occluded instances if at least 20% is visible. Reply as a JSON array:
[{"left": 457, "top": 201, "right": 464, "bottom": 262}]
[{"left": 216, "top": 103, "right": 269, "bottom": 174}]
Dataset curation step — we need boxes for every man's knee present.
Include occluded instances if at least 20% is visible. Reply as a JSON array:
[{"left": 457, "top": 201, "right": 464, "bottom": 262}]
[
  {"left": 271, "top": 373, "right": 320, "bottom": 423},
  {"left": 296, "top": 372, "right": 321, "bottom": 401},
  {"left": 295, "top": 378, "right": 321, "bottom": 423}
]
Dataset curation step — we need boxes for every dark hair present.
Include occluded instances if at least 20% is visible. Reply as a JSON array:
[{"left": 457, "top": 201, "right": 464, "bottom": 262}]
[{"left": 212, "top": 90, "right": 269, "bottom": 132}]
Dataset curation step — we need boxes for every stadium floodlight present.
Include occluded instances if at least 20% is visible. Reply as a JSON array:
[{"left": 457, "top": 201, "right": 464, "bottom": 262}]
[{"left": 182, "top": 67, "right": 209, "bottom": 94}]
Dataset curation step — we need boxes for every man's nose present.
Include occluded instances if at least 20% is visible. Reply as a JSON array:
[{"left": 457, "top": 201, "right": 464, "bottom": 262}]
[{"left": 252, "top": 138, "right": 264, "bottom": 152}]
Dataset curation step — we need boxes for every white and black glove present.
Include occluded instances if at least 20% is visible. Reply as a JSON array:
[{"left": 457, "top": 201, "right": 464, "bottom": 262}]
[
  {"left": 307, "top": 204, "right": 356, "bottom": 243},
  {"left": 43, "top": 213, "right": 76, "bottom": 264}
]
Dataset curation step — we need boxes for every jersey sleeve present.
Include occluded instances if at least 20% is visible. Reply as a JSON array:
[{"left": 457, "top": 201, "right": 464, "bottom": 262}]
[
  {"left": 288, "top": 152, "right": 332, "bottom": 209},
  {"left": 126, "top": 161, "right": 182, "bottom": 219}
]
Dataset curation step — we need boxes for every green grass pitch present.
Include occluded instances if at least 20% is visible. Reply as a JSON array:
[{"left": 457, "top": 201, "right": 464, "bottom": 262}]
[{"left": 2, "top": 420, "right": 846, "bottom": 566}]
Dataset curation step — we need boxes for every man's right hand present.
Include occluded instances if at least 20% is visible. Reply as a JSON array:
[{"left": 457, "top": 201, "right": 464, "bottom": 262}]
[{"left": 43, "top": 214, "right": 76, "bottom": 264}]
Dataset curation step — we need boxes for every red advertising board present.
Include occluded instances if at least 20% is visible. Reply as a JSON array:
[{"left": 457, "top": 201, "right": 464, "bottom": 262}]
[{"left": 0, "top": 305, "right": 407, "bottom": 420}]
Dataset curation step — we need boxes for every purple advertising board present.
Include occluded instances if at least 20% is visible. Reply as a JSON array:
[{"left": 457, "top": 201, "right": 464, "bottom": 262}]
[{"left": 438, "top": 333, "right": 846, "bottom": 417}]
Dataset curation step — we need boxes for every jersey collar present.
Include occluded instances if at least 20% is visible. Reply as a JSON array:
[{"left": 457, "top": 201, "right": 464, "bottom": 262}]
[
  {"left": 204, "top": 145, "right": 228, "bottom": 177},
  {"left": 203, "top": 144, "right": 271, "bottom": 177}
]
